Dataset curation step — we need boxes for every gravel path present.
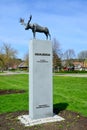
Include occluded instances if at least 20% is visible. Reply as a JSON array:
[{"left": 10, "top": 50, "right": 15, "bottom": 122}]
[
  {"left": 54, "top": 73, "right": 87, "bottom": 77},
  {"left": 0, "top": 71, "right": 87, "bottom": 77}
]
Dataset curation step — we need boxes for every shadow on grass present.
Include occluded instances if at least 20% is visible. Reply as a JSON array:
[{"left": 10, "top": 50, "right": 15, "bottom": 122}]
[{"left": 53, "top": 102, "right": 69, "bottom": 114}]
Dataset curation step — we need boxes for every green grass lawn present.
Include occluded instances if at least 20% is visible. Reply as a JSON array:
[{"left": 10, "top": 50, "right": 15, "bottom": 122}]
[
  {"left": 53, "top": 76, "right": 87, "bottom": 117},
  {"left": 0, "top": 74, "right": 87, "bottom": 117}
]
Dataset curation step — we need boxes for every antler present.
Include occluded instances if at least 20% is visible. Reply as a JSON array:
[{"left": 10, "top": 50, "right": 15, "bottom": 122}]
[
  {"left": 30, "top": 15, "right": 32, "bottom": 20},
  {"left": 20, "top": 18, "right": 24, "bottom": 24},
  {"left": 28, "top": 15, "right": 32, "bottom": 23},
  {"left": 20, "top": 18, "right": 26, "bottom": 26}
]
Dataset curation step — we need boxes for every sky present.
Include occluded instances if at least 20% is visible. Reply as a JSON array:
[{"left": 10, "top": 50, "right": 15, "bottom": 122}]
[{"left": 0, "top": 0, "right": 87, "bottom": 59}]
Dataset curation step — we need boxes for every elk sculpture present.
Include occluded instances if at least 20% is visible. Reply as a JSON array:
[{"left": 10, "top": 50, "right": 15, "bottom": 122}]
[{"left": 20, "top": 15, "right": 51, "bottom": 40}]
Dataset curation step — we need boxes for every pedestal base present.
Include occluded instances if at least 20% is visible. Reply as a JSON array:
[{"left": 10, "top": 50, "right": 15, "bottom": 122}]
[{"left": 18, "top": 114, "right": 64, "bottom": 126}]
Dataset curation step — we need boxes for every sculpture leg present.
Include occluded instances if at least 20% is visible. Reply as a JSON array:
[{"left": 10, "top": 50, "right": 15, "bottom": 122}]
[
  {"left": 49, "top": 33, "right": 51, "bottom": 40},
  {"left": 46, "top": 35, "right": 48, "bottom": 40},
  {"left": 33, "top": 25, "right": 36, "bottom": 39},
  {"left": 33, "top": 32, "right": 36, "bottom": 39},
  {"left": 45, "top": 33, "right": 48, "bottom": 40}
]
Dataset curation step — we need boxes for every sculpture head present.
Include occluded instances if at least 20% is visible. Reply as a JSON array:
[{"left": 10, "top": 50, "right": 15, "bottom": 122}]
[{"left": 25, "top": 15, "right": 32, "bottom": 30}]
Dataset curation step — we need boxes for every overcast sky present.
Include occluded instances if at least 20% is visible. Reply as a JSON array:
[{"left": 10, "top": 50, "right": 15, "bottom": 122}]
[{"left": 0, "top": 0, "right": 87, "bottom": 59}]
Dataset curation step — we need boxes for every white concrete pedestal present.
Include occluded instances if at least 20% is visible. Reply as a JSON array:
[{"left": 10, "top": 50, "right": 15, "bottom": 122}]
[
  {"left": 29, "top": 39, "right": 53, "bottom": 119},
  {"left": 18, "top": 39, "right": 65, "bottom": 126},
  {"left": 18, "top": 114, "right": 64, "bottom": 126}
]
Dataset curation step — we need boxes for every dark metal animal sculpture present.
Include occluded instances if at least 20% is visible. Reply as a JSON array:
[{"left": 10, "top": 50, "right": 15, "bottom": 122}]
[{"left": 20, "top": 15, "right": 51, "bottom": 40}]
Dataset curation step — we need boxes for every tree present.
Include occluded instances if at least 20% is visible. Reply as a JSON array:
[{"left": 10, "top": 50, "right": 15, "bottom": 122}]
[
  {"left": 0, "top": 48, "right": 4, "bottom": 71},
  {"left": 2, "top": 43, "right": 17, "bottom": 58},
  {"left": 21, "top": 53, "right": 29, "bottom": 71},
  {"left": 63, "top": 49, "right": 75, "bottom": 60},
  {"left": 1, "top": 43, "right": 18, "bottom": 70},
  {"left": 52, "top": 38, "right": 62, "bottom": 71},
  {"left": 24, "top": 52, "right": 29, "bottom": 66},
  {"left": 0, "top": 55, "right": 4, "bottom": 72},
  {"left": 78, "top": 50, "right": 87, "bottom": 60},
  {"left": 63, "top": 49, "right": 75, "bottom": 67}
]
